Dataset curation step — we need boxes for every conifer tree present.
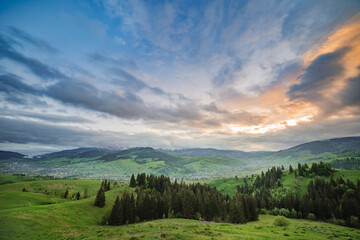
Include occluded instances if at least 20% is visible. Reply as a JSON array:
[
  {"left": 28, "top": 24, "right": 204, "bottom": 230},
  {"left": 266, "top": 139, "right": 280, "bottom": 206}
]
[
  {"left": 95, "top": 187, "right": 106, "bottom": 208},
  {"left": 130, "top": 174, "right": 136, "bottom": 188},
  {"left": 108, "top": 196, "right": 123, "bottom": 225},
  {"left": 64, "top": 189, "right": 69, "bottom": 199},
  {"left": 76, "top": 191, "right": 80, "bottom": 200}
]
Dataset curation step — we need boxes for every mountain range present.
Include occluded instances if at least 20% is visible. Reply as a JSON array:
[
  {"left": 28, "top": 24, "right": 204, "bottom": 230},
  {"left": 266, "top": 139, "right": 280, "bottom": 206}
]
[{"left": 1, "top": 136, "right": 359, "bottom": 180}]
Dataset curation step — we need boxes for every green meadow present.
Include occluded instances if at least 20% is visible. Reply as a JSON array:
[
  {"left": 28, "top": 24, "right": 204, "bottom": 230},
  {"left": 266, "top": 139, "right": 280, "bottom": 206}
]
[{"left": 1, "top": 175, "right": 359, "bottom": 239}]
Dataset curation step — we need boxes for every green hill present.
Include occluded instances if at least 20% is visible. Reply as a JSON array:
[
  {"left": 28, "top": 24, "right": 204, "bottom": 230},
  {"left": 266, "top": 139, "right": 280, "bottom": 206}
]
[{"left": 1, "top": 175, "right": 359, "bottom": 239}]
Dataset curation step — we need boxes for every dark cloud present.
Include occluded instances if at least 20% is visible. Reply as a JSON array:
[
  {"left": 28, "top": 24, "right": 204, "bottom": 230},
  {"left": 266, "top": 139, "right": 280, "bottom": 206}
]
[
  {"left": 203, "top": 102, "right": 227, "bottom": 114},
  {"left": 341, "top": 73, "right": 360, "bottom": 108},
  {"left": 0, "top": 74, "right": 42, "bottom": 105},
  {"left": 9, "top": 26, "right": 57, "bottom": 53},
  {"left": 111, "top": 68, "right": 165, "bottom": 95},
  {"left": 47, "top": 78, "right": 149, "bottom": 119},
  {"left": 0, "top": 116, "right": 103, "bottom": 146},
  {"left": 0, "top": 117, "right": 172, "bottom": 152},
  {"left": 0, "top": 35, "right": 67, "bottom": 80},
  {"left": 46, "top": 78, "right": 203, "bottom": 122},
  {"left": 0, "top": 74, "right": 39, "bottom": 95},
  {"left": 288, "top": 48, "right": 347, "bottom": 102}
]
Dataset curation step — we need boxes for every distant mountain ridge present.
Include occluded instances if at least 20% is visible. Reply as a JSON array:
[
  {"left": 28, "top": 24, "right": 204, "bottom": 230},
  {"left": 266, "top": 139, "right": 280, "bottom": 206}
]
[
  {"left": 281, "top": 136, "right": 360, "bottom": 155},
  {"left": 0, "top": 150, "right": 25, "bottom": 160},
  {"left": 3, "top": 136, "right": 360, "bottom": 159},
  {"left": 0, "top": 136, "right": 359, "bottom": 179}
]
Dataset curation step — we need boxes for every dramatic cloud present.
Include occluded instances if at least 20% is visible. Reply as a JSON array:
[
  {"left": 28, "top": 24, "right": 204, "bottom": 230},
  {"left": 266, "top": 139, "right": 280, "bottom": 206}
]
[{"left": 0, "top": 0, "right": 359, "bottom": 153}]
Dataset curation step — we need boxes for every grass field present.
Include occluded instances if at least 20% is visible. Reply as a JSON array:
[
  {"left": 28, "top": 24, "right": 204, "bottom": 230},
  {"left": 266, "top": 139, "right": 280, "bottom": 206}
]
[{"left": 1, "top": 175, "right": 360, "bottom": 239}]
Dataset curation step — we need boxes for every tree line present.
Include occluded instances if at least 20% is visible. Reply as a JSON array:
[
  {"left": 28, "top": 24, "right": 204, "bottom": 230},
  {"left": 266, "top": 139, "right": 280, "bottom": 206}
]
[{"left": 106, "top": 173, "right": 258, "bottom": 225}]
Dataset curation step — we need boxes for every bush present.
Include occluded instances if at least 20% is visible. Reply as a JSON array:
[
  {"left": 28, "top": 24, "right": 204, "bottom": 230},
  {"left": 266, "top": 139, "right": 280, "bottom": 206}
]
[
  {"left": 308, "top": 213, "right": 316, "bottom": 221},
  {"left": 273, "top": 216, "right": 290, "bottom": 227},
  {"left": 289, "top": 209, "right": 297, "bottom": 219},
  {"left": 270, "top": 207, "right": 280, "bottom": 216},
  {"left": 195, "top": 212, "right": 202, "bottom": 220},
  {"left": 279, "top": 208, "right": 290, "bottom": 218},
  {"left": 350, "top": 216, "right": 359, "bottom": 228},
  {"left": 259, "top": 208, "right": 267, "bottom": 214}
]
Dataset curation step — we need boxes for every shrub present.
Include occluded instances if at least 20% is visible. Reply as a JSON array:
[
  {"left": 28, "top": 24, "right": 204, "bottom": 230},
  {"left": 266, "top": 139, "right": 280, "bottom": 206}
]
[
  {"left": 195, "top": 212, "right": 202, "bottom": 220},
  {"left": 259, "top": 208, "right": 267, "bottom": 214},
  {"left": 270, "top": 207, "right": 280, "bottom": 216},
  {"left": 273, "top": 216, "right": 290, "bottom": 227},
  {"left": 279, "top": 208, "right": 290, "bottom": 218},
  {"left": 289, "top": 209, "right": 297, "bottom": 219},
  {"left": 350, "top": 216, "right": 359, "bottom": 228},
  {"left": 307, "top": 213, "right": 316, "bottom": 221}
]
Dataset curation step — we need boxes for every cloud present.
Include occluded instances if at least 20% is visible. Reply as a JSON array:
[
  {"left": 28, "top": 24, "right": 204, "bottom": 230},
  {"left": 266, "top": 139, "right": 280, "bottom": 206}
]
[
  {"left": 0, "top": 74, "right": 43, "bottom": 105},
  {"left": 281, "top": 0, "right": 360, "bottom": 52},
  {"left": 8, "top": 26, "right": 58, "bottom": 53},
  {"left": 212, "top": 58, "right": 242, "bottom": 86},
  {"left": 0, "top": 35, "right": 68, "bottom": 80},
  {"left": 0, "top": 74, "right": 39, "bottom": 95},
  {"left": 341, "top": 73, "right": 360, "bottom": 109},
  {"left": 111, "top": 68, "right": 165, "bottom": 95},
  {"left": 0, "top": 108, "right": 92, "bottom": 124},
  {"left": 288, "top": 48, "right": 347, "bottom": 102}
]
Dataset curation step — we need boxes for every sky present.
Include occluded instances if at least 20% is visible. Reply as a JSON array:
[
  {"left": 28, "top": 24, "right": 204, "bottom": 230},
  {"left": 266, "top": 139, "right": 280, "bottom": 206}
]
[{"left": 0, "top": 0, "right": 360, "bottom": 155}]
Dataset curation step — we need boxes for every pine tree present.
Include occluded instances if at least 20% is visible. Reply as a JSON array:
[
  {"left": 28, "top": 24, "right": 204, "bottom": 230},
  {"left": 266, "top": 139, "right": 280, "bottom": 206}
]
[
  {"left": 229, "top": 193, "right": 246, "bottom": 223},
  {"left": 130, "top": 193, "right": 136, "bottom": 223},
  {"left": 95, "top": 188, "right": 106, "bottom": 208},
  {"left": 108, "top": 196, "right": 123, "bottom": 225},
  {"left": 107, "top": 181, "right": 111, "bottom": 191},
  {"left": 289, "top": 165, "right": 293, "bottom": 173},
  {"left": 64, "top": 189, "right": 69, "bottom": 199},
  {"left": 76, "top": 191, "right": 80, "bottom": 200},
  {"left": 130, "top": 174, "right": 136, "bottom": 188}
]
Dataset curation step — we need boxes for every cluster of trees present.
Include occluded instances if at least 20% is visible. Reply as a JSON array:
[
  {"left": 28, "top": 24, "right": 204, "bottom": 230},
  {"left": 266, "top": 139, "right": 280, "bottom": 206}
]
[
  {"left": 267, "top": 177, "right": 360, "bottom": 227},
  {"left": 237, "top": 166, "right": 283, "bottom": 198},
  {"left": 331, "top": 156, "right": 360, "bottom": 170},
  {"left": 238, "top": 162, "right": 359, "bottom": 228},
  {"left": 294, "top": 161, "right": 334, "bottom": 177},
  {"left": 107, "top": 173, "right": 258, "bottom": 226},
  {"left": 94, "top": 180, "right": 111, "bottom": 208}
]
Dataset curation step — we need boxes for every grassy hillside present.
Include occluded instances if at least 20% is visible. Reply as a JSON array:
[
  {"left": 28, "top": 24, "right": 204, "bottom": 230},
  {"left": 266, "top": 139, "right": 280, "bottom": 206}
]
[{"left": 1, "top": 175, "right": 359, "bottom": 239}]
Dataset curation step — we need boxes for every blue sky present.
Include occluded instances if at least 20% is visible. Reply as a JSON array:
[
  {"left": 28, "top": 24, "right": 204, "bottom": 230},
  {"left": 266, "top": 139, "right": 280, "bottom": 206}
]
[{"left": 0, "top": 0, "right": 360, "bottom": 155}]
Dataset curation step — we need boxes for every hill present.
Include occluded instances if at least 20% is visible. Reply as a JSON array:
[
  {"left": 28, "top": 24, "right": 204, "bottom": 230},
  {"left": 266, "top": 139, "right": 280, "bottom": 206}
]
[
  {"left": 0, "top": 136, "right": 359, "bottom": 180},
  {"left": 0, "top": 150, "right": 25, "bottom": 160},
  {"left": 1, "top": 175, "right": 359, "bottom": 239}
]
